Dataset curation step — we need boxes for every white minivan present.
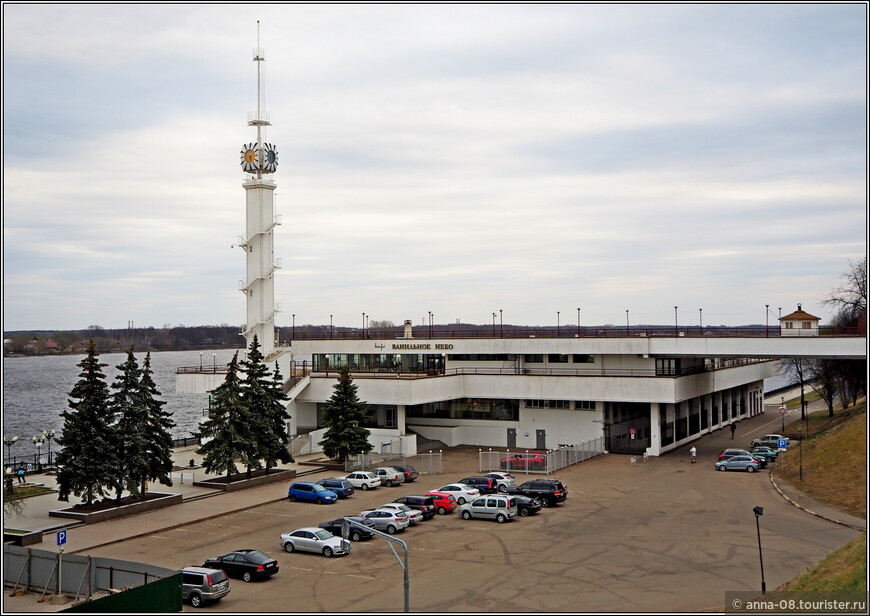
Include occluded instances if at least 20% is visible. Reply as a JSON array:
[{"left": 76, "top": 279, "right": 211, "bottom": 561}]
[{"left": 459, "top": 495, "right": 518, "bottom": 523}]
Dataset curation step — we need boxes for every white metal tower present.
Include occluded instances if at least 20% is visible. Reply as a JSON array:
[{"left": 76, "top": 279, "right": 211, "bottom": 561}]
[{"left": 239, "top": 32, "right": 280, "bottom": 358}]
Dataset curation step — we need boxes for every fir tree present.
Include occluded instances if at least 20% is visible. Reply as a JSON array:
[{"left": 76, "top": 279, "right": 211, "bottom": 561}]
[
  {"left": 237, "top": 336, "right": 270, "bottom": 478},
  {"left": 197, "top": 352, "right": 259, "bottom": 479},
  {"left": 260, "top": 362, "right": 292, "bottom": 472},
  {"left": 56, "top": 340, "right": 117, "bottom": 505},
  {"left": 109, "top": 347, "right": 148, "bottom": 503},
  {"left": 139, "top": 352, "right": 176, "bottom": 493},
  {"left": 318, "top": 367, "right": 373, "bottom": 463}
]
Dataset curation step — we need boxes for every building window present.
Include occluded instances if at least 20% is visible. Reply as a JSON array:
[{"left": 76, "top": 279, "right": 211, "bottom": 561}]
[
  {"left": 785, "top": 322, "right": 794, "bottom": 329},
  {"left": 526, "top": 400, "right": 570, "bottom": 409},
  {"left": 655, "top": 358, "right": 679, "bottom": 376},
  {"left": 407, "top": 398, "right": 518, "bottom": 421},
  {"left": 802, "top": 321, "right": 811, "bottom": 329},
  {"left": 548, "top": 354, "right": 569, "bottom": 363},
  {"left": 575, "top": 400, "right": 596, "bottom": 410},
  {"left": 573, "top": 354, "right": 594, "bottom": 363},
  {"left": 524, "top": 354, "right": 544, "bottom": 363}
]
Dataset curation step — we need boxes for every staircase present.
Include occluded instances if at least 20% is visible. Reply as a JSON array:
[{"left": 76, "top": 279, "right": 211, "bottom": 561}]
[{"left": 407, "top": 428, "right": 447, "bottom": 452}]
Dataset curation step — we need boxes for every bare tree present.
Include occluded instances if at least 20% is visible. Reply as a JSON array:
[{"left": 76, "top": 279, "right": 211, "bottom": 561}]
[{"left": 824, "top": 257, "right": 866, "bottom": 327}]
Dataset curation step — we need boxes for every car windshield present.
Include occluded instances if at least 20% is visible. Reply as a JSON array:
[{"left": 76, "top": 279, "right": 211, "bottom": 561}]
[
  {"left": 208, "top": 570, "right": 228, "bottom": 583},
  {"left": 314, "top": 529, "right": 334, "bottom": 540},
  {"left": 313, "top": 485, "right": 330, "bottom": 492}
]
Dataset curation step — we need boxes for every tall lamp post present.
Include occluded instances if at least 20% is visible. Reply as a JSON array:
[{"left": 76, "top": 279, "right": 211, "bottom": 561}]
[
  {"left": 699, "top": 308, "right": 703, "bottom": 335},
  {"left": 4, "top": 435, "right": 19, "bottom": 467},
  {"left": 577, "top": 308, "right": 581, "bottom": 336},
  {"left": 674, "top": 306, "right": 678, "bottom": 336},
  {"left": 753, "top": 506, "right": 766, "bottom": 594},
  {"left": 499, "top": 309, "right": 503, "bottom": 337},
  {"left": 765, "top": 304, "right": 769, "bottom": 337},
  {"left": 556, "top": 311, "right": 560, "bottom": 336},
  {"left": 43, "top": 429, "right": 56, "bottom": 467},
  {"left": 32, "top": 435, "right": 44, "bottom": 470}
]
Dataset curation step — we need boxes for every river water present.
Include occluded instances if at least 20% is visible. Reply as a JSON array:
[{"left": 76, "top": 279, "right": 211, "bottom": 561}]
[{"left": 2, "top": 349, "right": 242, "bottom": 459}]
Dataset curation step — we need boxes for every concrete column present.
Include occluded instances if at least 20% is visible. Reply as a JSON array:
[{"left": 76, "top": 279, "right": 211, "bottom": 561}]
[
  {"left": 648, "top": 403, "right": 661, "bottom": 456},
  {"left": 397, "top": 405, "right": 406, "bottom": 434}
]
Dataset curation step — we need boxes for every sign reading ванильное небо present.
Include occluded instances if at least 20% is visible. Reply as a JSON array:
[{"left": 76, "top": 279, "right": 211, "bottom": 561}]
[{"left": 391, "top": 343, "right": 454, "bottom": 350}]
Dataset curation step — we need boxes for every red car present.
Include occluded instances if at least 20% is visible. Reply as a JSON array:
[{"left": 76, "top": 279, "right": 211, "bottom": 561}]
[
  {"left": 500, "top": 452, "right": 547, "bottom": 471},
  {"left": 425, "top": 491, "right": 458, "bottom": 515}
]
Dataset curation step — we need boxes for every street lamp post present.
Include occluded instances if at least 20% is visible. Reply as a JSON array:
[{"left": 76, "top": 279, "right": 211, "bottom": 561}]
[
  {"left": 556, "top": 311, "right": 560, "bottom": 336},
  {"left": 292, "top": 314, "right": 295, "bottom": 340},
  {"left": 674, "top": 306, "right": 678, "bottom": 336},
  {"left": 626, "top": 310, "right": 630, "bottom": 334},
  {"left": 492, "top": 313, "right": 496, "bottom": 336},
  {"left": 4, "top": 435, "right": 19, "bottom": 467},
  {"left": 780, "top": 396, "right": 785, "bottom": 433},
  {"left": 765, "top": 304, "right": 769, "bottom": 337},
  {"left": 213, "top": 354, "right": 217, "bottom": 370},
  {"left": 499, "top": 309, "right": 503, "bottom": 337},
  {"left": 330, "top": 314, "right": 333, "bottom": 337},
  {"left": 200, "top": 352, "right": 203, "bottom": 370},
  {"left": 753, "top": 506, "right": 766, "bottom": 594},
  {"left": 43, "top": 429, "right": 56, "bottom": 467},
  {"left": 32, "top": 435, "right": 43, "bottom": 471},
  {"left": 699, "top": 308, "right": 703, "bottom": 335},
  {"left": 577, "top": 308, "right": 581, "bottom": 336}
]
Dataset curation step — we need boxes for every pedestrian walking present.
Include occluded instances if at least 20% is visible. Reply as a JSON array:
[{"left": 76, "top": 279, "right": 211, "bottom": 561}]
[
  {"left": 730, "top": 423, "right": 736, "bottom": 440},
  {"left": 16, "top": 467, "right": 26, "bottom": 484},
  {"left": 690, "top": 446, "right": 697, "bottom": 463}
]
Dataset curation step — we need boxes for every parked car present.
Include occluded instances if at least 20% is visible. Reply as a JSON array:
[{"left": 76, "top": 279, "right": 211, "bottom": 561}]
[
  {"left": 459, "top": 495, "right": 518, "bottom": 523},
  {"left": 499, "top": 452, "right": 547, "bottom": 470},
  {"left": 457, "top": 476, "right": 500, "bottom": 494},
  {"left": 181, "top": 567, "right": 230, "bottom": 607},
  {"left": 279, "top": 527, "right": 352, "bottom": 557},
  {"left": 717, "top": 449, "right": 768, "bottom": 468},
  {"left": 514, "top": 494, "right": 543, "bottom": 517},
  {"left": 483, "top": 472, "right": 518, "bottom": 492},
  {"left": 359, "top": 509, "right": 410, "bottom": 534},
  {"left": 372, "top": 467, "right": 405, "bottom": 487},
  {"left": 202, "top": 549, "right": 279, "bottom": 583},
  {"left": 750, "top": 446, "right": 779, "bottom": 462},
  {"left": 316, "top": 478, "right": 355, "bottom": 498},
  {"left": 750, "top": 434, "right": 790, "bottom": 449},
  {"left": 344, "top": 471, "right": 381, "bottom": 490},
  {"left": 391, "top": 465, "right": 419, "bottom": 482},
  {"left": 392, "top": 494, "right": 437, "bottom": 519},
  {"left": 376, "top": 503, "right": 424, "bottom": 525},
  {"left": 715, "top": 455, "right": 761, "bottom": 472},
  {"left": 318, "top": 516, "right": 376, "bottom": 542},
  {"left": 505, "top": 479, "right": 567, "bottom": 507},
  {"left": 288, "top": 482, "right": 339, "bottom": 504},
  {"left": 424, "top": 491, "right": 458, "bottom": 515},
  {"left": 430, "top": 484, "right": 481, "bottom": 505}
]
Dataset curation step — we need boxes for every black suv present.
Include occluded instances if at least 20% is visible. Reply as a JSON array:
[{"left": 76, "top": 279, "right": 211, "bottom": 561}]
[
  {"left": 317, "top": 478, "right": 355, "bottom": 498},
  {"left": 392, "top": 494, "right": 437, "bottom": 519},
  {"left": 505, "top": 479, "right": 567, "bottom": 507},
  {"left": 457, "top": 476, "right": 500, "bottom": 494}
]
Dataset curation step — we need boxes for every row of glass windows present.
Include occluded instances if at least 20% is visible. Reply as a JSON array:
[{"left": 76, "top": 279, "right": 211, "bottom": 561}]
[
  {"left": 314, "top": 354, "right": 432, "bottom": 372},
  {"left": 526, "top": 400, "right": 596, "bottom": 410},
  {"left": 524, "top": 354, "right": 595, "bottom": 363},
  {"left": 407, "top": 398, "right": 519, "bottom": 421}
]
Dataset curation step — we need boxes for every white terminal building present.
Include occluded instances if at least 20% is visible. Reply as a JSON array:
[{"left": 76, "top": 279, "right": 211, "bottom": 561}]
[{"left": 177, "top": 46, "right": 866, "bottom": 460}]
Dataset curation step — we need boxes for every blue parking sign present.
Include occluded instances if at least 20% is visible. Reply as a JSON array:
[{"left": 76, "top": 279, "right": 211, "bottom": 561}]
[
  {"left": 57, "top": 529, "right": 67, "bottom": 547},
  {"left": 777, "top": 439, "right": 788, "bottom": 450}
]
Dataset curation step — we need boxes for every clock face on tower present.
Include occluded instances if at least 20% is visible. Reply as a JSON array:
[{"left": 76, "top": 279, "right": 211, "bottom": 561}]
[
  {"left": 241, "top": 143, "right": 258, "bottom": 172},
  {"left": 262, "top": 143, "right": 278, "bottom": 173}
]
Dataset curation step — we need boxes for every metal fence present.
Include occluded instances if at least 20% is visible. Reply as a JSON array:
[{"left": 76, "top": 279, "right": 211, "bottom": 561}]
[
  {"left": 344, "top": 451, "right": 443, "bottom": 475},
  {"left": 478, "top": 438, "right": 605, "bottom": 475}
]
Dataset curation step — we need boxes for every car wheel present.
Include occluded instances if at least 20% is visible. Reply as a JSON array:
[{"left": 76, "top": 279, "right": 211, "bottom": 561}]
[
  {"left": 437, "top": 506, "right": 447, "bottom": 515},
  {"left": 496, "top": 513, "right": 507, "bottom": 523},
  {"left": 386, "top": 480, "right": 393, "bottom": 487},
  {"left": 284, "top": 542, "right": 295, "bottom": 553},
  {"left": 243, "top": 571, "right": 253, "bottom": 583},
  {"left": 351, "top": 530, "right": 362, "bottom": 542},
  {"left": 386, "top": 525, "right": 396, "bottom": 534},
  {"left": 457, "top": 497, "right": 466, "bottom": 505},
  {"left": 747, "top": 466, "right": 756, "bottom": 473},
  {"left": 190, "top": 593, "right": 203, "bottom": 608},
  {"left": 497, "top": 484, "right": 506, "bottom": 493},
  {"left": 288, "top": 494, "right": 296, "bottom": 502},
  {"left": 519, "top": 507, "right": 529, "bottom": 517},
  {"left": 361, "top": 483, "right": 369, "bottom": 491},
  {"left": 539, "top": 498, "right": 550, "bottom": 508},
  {"left": 717, "top": 465, "right": 726, "bottom": 471},
  {"left": 461, "top": 510, "right": 472, "bottom": 520},
  {"left": 322, "top": 547, "right": 333, "bottom": 557}
]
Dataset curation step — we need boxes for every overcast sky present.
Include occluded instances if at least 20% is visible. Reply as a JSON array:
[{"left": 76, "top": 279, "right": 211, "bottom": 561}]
[{"left": 3, "top": 3, "right": 867, "bottom": 333}]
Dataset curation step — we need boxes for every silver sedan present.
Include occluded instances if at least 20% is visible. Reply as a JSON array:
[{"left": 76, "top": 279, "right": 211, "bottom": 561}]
[{"left": 279, "top": 527, "right": 351, "bottom": 557}]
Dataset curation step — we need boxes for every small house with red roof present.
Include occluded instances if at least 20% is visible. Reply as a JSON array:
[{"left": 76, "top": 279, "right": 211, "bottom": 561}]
[{"left": 779, "top": 304, "right": 821, "bottom": 337}]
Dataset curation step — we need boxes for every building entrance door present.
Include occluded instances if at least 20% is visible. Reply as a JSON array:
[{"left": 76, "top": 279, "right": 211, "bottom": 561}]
[
  {"left": 536, "top": 429, "right": 546, "bottom": 450},
  {"left": 426, "top": 355, "right": 443, "bottom": 375},
  {"left": 507, "top": 428, "right": 516, "bottom": 448}
]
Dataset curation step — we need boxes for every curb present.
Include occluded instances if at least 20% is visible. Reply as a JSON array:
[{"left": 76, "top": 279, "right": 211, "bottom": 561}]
[{"left": 768, "top": 470, "right": 866, "bottom": 532}]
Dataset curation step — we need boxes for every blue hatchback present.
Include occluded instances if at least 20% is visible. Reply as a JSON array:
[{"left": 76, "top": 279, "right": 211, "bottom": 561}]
[{"left": 288, "top": 482, "right": 338, "bottom": 504}]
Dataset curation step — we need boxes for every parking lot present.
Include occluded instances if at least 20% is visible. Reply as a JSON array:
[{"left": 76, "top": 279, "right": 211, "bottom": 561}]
[{"left": 77, "top": 422, "right": 862, "bottom": 613}]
